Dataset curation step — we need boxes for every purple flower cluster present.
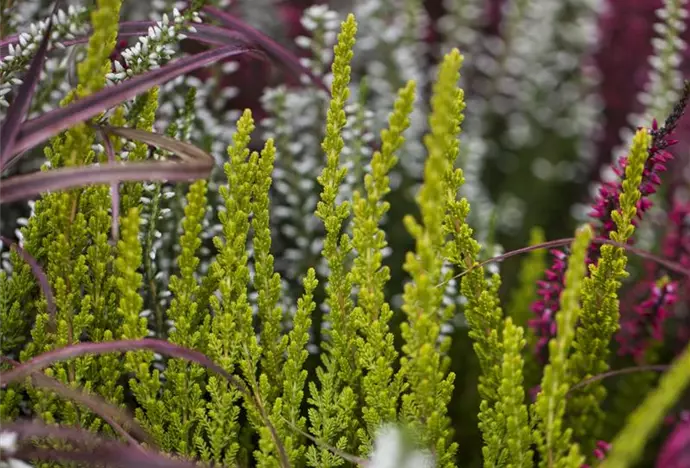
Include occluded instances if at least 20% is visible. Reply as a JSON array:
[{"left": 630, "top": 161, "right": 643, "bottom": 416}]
[
  {"left": 617, "top": 278, "right": 678, "bottom": 362},
  {"left": 664, "top": 202, "right": 690, "bottom": 273},
  {"left": 617, "top": 200, "right": 689, "bottom": 361},
  {"left": 581, "top": 440, "right": 611, "bottom": 468},
  {"left": 529, "top": 124, "right": 676, "bottom": 360},
  {"left": 664, "top": 202, "right": 690, "bottom": 349},
  {"left": 529, "top": 248, "right": 569, "bottom": 362},
  {"left": 657, "top": 412, "right": 690, "bottom": 468},
  {"left": 588, "top": 119, "right": 676, "bottom": 239},
  {"left": 529, "top": 83, "right": 690, "bottom": 361}
]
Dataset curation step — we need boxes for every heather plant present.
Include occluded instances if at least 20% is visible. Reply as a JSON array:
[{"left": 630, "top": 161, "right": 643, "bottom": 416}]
[{"left": 2, "top": 1, "right": 690, "bottom": 468}]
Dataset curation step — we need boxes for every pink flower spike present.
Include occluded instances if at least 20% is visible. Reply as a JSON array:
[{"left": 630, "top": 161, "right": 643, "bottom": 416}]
[{"left": 657, "top": 418, "right": 690, "bottom": 468}]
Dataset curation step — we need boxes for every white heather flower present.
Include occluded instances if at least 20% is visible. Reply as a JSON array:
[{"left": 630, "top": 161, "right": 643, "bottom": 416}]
[
  {"left": 368, "top": 425, "right": 436, "bottom": 468},
  {"left": 369, "top": 426, "right": 402, "bottom": 468},
  {"left": 0, "top": 431, "right": 18, "bottom": 454}
]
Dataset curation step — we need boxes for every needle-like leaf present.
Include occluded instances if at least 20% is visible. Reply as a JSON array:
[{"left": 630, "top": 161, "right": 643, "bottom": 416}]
[
  {"left": 202, "top": 5, "right": 329, "bottom": 93},
  {"left": 0, "top": 339, "right": 290, "bottom": 468},
  {"left": 1, "top": 126, "right": 215, "bottom": 203},
  {"left": 0, "top": 357, "right": 150, "bottom": 446},
  {"left": 5, "top": 420, "right": 196, "bottom": 468},
  {"left": 0, "top": 1, "right": 60, "bottom": 169},
  {"left": 4, "top": 44, "right": 252, "bottom": 168}
]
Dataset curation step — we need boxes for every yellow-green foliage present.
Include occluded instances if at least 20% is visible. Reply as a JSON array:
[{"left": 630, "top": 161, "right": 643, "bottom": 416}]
[
  {"left": 154, "top": 179, "right": 210, "bottom": 455},
  {"left": 567, "top": 129, "right": 652, "bottom": 447},
  {"left": 76, "top": 0, "right": 122, "bottom": 97},
  {"left": 498, "top": 318, "right": 532, "bottom": 468},
  {"left": 254, "top": 138, "right": 285, "bottom": 405},
  {"left": 274, "top": 268, "right": 318, "bottom": 465},
  {"left": 202, "top": 109, "right": 260, "bottom": 464},
  {"left": 2, "top": 0, "right": 128, "bottom": 440},
  {"left": 400, "top": 48, "right": 465, "bottom": 468},
  {"left": 307, "top": 14, "right": 360, "bottom": 468},
  {"left": 532, "top": 225, "right": 593, "bottom": 468},
  {"left": 353, "top": 80, "right": 416, "bottom": 453}
]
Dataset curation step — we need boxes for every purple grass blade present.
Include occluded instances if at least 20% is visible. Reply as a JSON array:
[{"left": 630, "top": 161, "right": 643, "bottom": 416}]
[
  {"left": 0, "top": 357, "right": 149, "bottom": 447},
  {"left": 0, "top": 34, "right": 18, "bottom": 56},
  {"left": 189, "top": 23, "right": 253, "bottom": 47},
  {"left": 5, "top": 421, "right": 196, "bottom": 468},
  {"left": 7, "top": 419, "right": 102, "bottom": 444},
  {"left": 99, "top": 130, "right": 120, "bottom": 242},
  {"left": 0, "top": 235, "right": 55, "bottom": 322},
  {"left": 0, "top": 160, "right": 209, "bottom": 204},
  {"left": 14, "top": 447, "right": 199, "bottom": 468},
  {"left": 7, "top": 45, "right": 253, "bottom": 162},
  {"left": 115, "top": 21, "right": 249, "bottom": 47},
  {"left": 202, "top": 5, "right": 329, "bottom": 93},
  {"left": 0, "top": 339, "right": 289, "bottom": 468},
  {"left": 0, "top": 2, "right": 60, "bottom": 171},
  {"left": 100, "top": 126, "right": 215, "bottom": 165},
  {"left": 0, "top": 339, "right": 248, "bottom": 395},
  {"left": 4, "top": 22, "right": 249, "bottom": 56}
]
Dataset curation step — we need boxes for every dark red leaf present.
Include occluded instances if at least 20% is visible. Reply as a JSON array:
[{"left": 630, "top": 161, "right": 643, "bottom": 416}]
[
  {"left": 5, "top": 420, "right": 195, "bottom": 468},
  {"left": 0, "top": 1, "right": 60, "bottom": 171},
  {"left": 8, "top": 44, "right": 253, "bottom": 160},
  {"left": 202, "top": 5, "right": 329, "bottom": 93},
  {"left": 2, "top": 21, "right": 250, "bottom": 56},
  {"left": 0, "top": 125, "right": 215, "bottom": 204},
  {"left": 0, "top": 357, "right": 150, "bottom": 446},
  {"left": 99, "top": 129, "right": 120, "bottom": 242},
  {"left": 0, "top": 339, "right": 289, "bottom": 468}
]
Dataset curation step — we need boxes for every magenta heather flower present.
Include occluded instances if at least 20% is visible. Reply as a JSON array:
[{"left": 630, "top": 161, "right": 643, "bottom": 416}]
[
  {"left": 617, "top": 278, "right": 679, "bottom": 362},
  {"left": 529, "top": 84, "right": 690, "bottom": 361},
  {"left": 664, "top": 201, "right": 690, "bottom": 348},
  {"left": 617, "top": 200, "right": 689, "bottom": 361},
  {"left": 588, "top": 117, "right": 680, "bottom": 245},
  {"left": 616, "top": 199, "right": 690, "bottom": 363},
  {"left": 664, "top": 201, "right": 690, "bottom": 271},
  {"left": 528, "top": 248, "right": 568, "bottom": 362},
  {"left": 581, "top": 440, "right": 611, "bottom": 468},
  {"left": 657, "top": 412, "right": 690, "bottom": 468}
]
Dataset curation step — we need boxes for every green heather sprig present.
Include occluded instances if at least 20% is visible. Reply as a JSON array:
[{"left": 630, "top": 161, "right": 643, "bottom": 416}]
[
  {"left": 116, "top": 206, "right": 150, "bottom": 370},
  {"left": 400, "top": 48, "right": 464, "bottom": 468},
  {"left": 200, "top": 109, "right": 258, "bottom": 464},
  {"left": 145, "top": 178, "right": 209, "bottom": 455},
  {"left": 568, "top": 128, "right": 653, "bottom": 447},
  {"left": 308, "top": 14, "right": 359, "bottom": 468},
  {"left": 252, "top": 137, "right": 290, "bottom": 466},
  {"left": 353, "top": 80, "right": 416, "bottom": 454},
  {"left": 532, "top": 225, "right": 593, "bottom": 468},
  {"left": 253, "top": 138, "right": 285, "bottom": 405},
  {"left": 274, "top": 268, "right": 318, "bottom": 465},
  {"left": 497, "top": 318, "right": 532, "bottom": 468}
]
